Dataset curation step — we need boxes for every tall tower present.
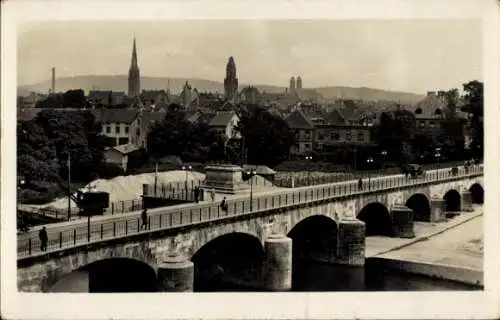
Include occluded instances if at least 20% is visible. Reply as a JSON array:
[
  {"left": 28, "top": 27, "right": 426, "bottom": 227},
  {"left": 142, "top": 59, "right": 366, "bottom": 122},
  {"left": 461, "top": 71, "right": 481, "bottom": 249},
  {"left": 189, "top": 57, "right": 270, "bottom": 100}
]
[
  {"left": 296, "top": 76, "right": 302, "bottom": 90},
  {"left": 224, "top": 56, "right": 238, "bottom": 102},
  {"left": 289, "top": 76, "right": 296, "bottom": 93},
  {"left": 128, "top": 38, "right": 141, "bottom": 97}
]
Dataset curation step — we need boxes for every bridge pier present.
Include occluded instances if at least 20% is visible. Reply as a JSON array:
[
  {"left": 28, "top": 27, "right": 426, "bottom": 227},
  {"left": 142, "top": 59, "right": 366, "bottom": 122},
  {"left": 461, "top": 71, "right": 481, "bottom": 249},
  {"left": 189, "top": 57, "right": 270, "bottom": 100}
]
[
  {"left": 336, "top": 219, "right": 366, "bottom": 266},
  {"left": 262, "top": 234, "right": 292, "bottom": 291},
  {"left": 430, "top": 198, "right": 447, "bottom": 222},
  {"left": 390, "top": 206, "right": 415, "bottom": 238},
  {"left": 461, "top": 191, "right": 474, "bottom": 212},
  {"left": 157, "top": 255, "right": 194, "bottom": 292}
]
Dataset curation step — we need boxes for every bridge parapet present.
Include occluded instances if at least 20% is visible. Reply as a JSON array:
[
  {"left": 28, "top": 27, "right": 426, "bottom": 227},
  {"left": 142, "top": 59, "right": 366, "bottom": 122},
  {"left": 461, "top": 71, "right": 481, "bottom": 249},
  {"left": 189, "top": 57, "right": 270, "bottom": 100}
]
[{"left": 17, "top": 165, "right": 483, "bottom": 260}]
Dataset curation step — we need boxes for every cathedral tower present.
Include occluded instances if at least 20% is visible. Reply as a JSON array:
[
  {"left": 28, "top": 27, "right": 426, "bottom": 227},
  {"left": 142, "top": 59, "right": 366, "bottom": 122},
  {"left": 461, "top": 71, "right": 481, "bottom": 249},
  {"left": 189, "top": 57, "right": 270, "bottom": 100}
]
[
  {"left": 128, "top": 38, "right": 141, "bottom": 97},
  {"left": 224, "top": 56, "right": 238, "bottom": 102},
  {"left": 296, "top": 76, "right": 302, "bottom": 90},
  {"left": 289, "top": 76, "right": 296, "bottom": 93}
]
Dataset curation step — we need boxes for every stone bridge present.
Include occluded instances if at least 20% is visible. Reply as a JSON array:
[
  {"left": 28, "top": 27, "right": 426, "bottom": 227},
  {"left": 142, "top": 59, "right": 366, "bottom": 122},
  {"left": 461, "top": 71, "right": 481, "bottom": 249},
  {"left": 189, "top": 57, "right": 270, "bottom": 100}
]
[{"left": 17, "top": 167, "right": 484, "bottom": 292}]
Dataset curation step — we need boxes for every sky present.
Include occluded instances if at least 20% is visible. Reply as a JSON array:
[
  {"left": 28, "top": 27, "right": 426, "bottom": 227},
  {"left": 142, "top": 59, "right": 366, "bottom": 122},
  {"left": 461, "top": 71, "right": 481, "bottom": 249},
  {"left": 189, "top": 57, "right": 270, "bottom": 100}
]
[{"left": 17, "top": 19, "right": 482, "bottom": 94}]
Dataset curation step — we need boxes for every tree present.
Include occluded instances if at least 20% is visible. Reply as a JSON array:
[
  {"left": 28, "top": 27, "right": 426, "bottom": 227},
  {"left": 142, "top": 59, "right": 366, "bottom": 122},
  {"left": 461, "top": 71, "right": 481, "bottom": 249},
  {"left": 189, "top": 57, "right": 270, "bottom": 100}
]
[
  {"left": 461, "top": 80, "right": 483, "bottom": 158},
  {"left": 62, "top": 89, "right": 88, "bottom": 109},
  {"left": 438, "top": 88, "right": 465, "bottom": 159},
  {"left": 237, "top": 105, "right": 295, "bottom": 167},
  {"left": 376, "top": 109, "right": 416, "bottom": 165}
]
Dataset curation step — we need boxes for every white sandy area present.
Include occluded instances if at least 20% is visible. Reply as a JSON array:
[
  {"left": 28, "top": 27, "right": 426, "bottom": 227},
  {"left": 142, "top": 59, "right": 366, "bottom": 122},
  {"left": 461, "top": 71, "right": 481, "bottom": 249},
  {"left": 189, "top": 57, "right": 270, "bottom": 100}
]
[{"left": 40, "top": 170, "right": 205, "bottom": 210}]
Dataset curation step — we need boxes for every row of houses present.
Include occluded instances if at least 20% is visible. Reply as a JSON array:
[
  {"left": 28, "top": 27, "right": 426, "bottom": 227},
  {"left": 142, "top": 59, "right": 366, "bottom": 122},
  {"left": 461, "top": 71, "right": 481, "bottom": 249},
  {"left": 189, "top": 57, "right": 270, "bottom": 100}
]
[{"left": 284, "top": 91, "right": 473, "bottom": 157}]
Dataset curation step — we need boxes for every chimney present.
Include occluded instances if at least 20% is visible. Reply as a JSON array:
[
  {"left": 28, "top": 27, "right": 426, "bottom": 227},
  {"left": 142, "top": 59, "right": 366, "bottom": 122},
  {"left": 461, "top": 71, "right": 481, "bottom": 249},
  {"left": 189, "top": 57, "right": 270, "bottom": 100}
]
[{"left": 51, "top": 67, "right": 56, "bottom": 94}]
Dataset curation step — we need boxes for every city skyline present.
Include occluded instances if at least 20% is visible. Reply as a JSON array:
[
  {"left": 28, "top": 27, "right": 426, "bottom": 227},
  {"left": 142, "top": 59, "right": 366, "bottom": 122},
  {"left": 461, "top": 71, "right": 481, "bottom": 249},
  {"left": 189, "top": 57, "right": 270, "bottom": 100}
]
[{"left": 18, "top": 19, "right": 482, "bottom": 94}]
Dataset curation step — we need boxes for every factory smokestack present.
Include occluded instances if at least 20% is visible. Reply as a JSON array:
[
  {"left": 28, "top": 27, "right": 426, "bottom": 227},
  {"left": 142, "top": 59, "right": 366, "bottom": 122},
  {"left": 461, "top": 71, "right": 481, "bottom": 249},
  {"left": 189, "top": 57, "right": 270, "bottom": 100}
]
[{"left": 51, "top": 67, "right": 55, "bottom": 94}]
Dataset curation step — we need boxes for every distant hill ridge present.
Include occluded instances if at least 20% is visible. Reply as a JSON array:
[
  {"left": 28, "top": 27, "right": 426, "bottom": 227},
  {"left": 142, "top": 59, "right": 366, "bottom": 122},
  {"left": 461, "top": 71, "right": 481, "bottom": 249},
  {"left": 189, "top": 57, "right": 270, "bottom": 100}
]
[{"left": 18, "top": 75, "right": 425, "bottom": 103}]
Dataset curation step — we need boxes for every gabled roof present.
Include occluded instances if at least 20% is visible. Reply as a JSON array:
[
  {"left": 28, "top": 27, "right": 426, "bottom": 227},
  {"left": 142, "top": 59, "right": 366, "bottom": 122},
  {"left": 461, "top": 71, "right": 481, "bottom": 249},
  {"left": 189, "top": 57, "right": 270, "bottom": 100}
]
[
  {"left": 92, "top": 108, "right": 138, "bottom": 124},
  {"left": 415, "top": 93, "right": 446, "bottom": 119},
  {"left": 324, "top": 108, "right": 347, "bottom": 125},
  {"left": 106, "top": 143, "right": 140, "bottom": 155},
  {"left": 285, "top": 110, "right": 314, "bottom": 129},
  {"left": 208, "top": 112, "right": 236, "bottom": 127}
]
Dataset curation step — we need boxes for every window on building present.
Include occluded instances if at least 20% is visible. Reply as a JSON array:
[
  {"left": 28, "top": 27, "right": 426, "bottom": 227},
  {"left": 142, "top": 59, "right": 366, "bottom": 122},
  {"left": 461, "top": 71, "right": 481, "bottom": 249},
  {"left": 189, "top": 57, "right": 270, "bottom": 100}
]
[
  {"left": 429, "top": 121, "right": 435, "bottom": 128},
  {"left": 357, "top": 132, "right": 365, "bottom": 142},
  {"left": 118, "top": 137, "right": 129, "bottom": 145},
  {"left": 419, "top": 121, "right": 425, "bottom": 127},
  {"left": 415, "top": 108, "right": 423, "bottom": 115},
  {"left": 106, "top": 126, "right": 111, "bottom": 134},
  {"left": 136, "top": 128, "right": 140, "bottom": 136},
  {"left": 333, "top": 133, "right": 340, "bottom": 140},
  {"left": 305, "top": 130, "right": 310, "bottom": 138},
  {"left": 125, "top": 125, "right": 129, "bottom": 134},
  {"left": 304, "top": 143, "right": 311, "bottom": 149},
  {"left": 115, "top": 125, "right": 121, "bottom": 134}
]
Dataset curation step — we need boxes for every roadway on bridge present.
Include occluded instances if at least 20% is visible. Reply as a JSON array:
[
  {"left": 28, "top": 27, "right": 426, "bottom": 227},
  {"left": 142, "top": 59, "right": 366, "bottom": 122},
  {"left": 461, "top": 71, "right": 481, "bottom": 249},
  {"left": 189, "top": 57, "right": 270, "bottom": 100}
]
[{"left": 17, "top": 165, "right": 480, "bottom": 258}]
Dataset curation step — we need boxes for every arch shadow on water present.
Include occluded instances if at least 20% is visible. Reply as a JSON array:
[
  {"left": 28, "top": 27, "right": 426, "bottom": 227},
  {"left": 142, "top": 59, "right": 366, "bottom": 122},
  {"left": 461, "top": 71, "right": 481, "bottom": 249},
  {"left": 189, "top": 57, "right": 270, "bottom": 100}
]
[
  {"left": 469, "top": 183, "right": 484, "bottom": 204},
  {"left": 287, "top": 215, "right": 340, "bottom": 291},
  {"left": 191, "top": 232, "right": 264, "bottom": 292},
  {"left": 444, "top": 189, "right": 461, "bottom": 212},
  {"left": 47, "top": 258, "right": 158, "bottom": 293},
  {"left": 357, "top": 203, "right": 393, "bottom": 237},
  {"left": 405, "top": 193, "right": 431, "bottom": 222}
]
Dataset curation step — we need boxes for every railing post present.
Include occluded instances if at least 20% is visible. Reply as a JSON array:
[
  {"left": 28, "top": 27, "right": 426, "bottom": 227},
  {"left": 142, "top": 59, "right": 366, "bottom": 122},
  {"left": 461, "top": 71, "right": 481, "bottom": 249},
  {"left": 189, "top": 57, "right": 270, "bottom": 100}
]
[
  {"left": 28, "top": 239, "right": 32, "bottom": 255},
  {"left": 159, "top": 215, "right": 162, "bottom": 228},
  {"left": 113, "top": 222, "right": 116, "bottom": 237},
  {"left": 137, "top": 218, "right": 140, "bottom": 232},
  {"left": 100, "top": 224, "right": 104, "bottom": 239},
  {"left": 125, "top": 220, "right": 128, "bottom": 235},
  {"left": 169, "top": 213, "right": 173, "bottom": 226},
  {"left": 59, "top": 232, "right": 62, "bottom": 248},
  {"left": 148, "top": 216, "right": 151, "bottom": 230},
  {"left": 111, "top": 202, "right": 114, "bottom": 215},
  {"left": 73, "top": 229, "right": 76, "bottom": 245}
]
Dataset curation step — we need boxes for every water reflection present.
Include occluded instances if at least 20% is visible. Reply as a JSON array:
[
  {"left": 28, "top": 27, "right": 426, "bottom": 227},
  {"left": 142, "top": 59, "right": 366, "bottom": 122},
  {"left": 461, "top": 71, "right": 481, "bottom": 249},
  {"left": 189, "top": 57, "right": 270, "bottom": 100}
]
[{"left": 195, "top": 258, "right": 481, "bottom": 292}]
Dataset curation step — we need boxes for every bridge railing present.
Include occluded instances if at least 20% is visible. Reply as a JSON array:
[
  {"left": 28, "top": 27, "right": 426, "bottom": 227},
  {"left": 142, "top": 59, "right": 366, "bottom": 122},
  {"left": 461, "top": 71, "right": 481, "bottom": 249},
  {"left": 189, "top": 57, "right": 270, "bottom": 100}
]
[{"left": 17, "top": 164, "right": 483, "bottom": 259}]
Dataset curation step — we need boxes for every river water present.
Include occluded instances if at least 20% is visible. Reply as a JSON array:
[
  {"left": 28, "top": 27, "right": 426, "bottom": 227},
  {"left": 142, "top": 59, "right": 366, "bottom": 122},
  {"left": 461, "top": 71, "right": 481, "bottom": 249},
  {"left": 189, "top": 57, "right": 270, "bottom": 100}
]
[{"left": 195, "top": 258, "right": 481, "bottom": 292}]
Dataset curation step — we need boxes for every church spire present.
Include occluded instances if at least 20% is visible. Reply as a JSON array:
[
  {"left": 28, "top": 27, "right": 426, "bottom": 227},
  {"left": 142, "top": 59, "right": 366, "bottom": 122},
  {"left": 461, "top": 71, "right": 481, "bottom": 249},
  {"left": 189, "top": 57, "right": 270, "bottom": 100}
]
[
  {"left": 128, "top": 37, "right": 141, "bottom": 97},
  {"left": 224, "top": 56, "right": 238, "bottom": 102},
  {"left": 131, "top": 37, "right": 138, "bottom": 68}
]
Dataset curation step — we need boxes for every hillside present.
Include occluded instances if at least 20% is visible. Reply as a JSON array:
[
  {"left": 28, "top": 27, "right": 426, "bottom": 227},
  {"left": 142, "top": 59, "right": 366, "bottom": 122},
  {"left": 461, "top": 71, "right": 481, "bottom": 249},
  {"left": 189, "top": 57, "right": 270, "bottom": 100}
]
[{"left": 18, "top": 75, "right": 425, "bottom": 103}]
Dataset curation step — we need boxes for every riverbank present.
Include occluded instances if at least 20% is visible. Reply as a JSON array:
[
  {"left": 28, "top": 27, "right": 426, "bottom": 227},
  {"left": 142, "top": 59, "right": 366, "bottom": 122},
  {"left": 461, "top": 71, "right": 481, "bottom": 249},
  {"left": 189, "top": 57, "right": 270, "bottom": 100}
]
[{"left": 370, "top": 209, "right": 483, "bottom": 286}]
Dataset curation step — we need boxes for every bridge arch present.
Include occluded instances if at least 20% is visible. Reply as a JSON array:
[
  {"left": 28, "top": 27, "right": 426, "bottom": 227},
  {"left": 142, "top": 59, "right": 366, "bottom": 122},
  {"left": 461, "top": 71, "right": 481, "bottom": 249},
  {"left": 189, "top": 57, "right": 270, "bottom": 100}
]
[
  {"left": 47, "top": 258, "right": 157, "bottom": 293},
  {"left": 443, "top": 189, "right": 461, "bottom": 212},
  {"left": 287, "top": 215, "right": 338, "bottom": 260},
  {"left": 191, "top": 232, "right": 264, "bottom": 291},
  {"left": 405, "top": 193, "right": 431, "bottom": 222},
  {"left": 469, "top": 183, "right": 484, "bottom": 204},
  {"left": 357, "top": 203, "right": 393, "bottom": 237}
]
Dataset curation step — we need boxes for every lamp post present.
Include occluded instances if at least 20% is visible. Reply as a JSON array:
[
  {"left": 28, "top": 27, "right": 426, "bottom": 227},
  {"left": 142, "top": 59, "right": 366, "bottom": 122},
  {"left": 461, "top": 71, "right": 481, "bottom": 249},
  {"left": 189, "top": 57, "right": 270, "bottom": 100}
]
[
  {"left": 17, "top": 178, "right": 25, "bottom": 229},
  {"left": 154, "top": 162, "right": 158, "bottom": 196},
  {"left": 366, "top": 157, "right": 374, "bottom": 191},
  {"left": 305, "top": 156, "right": 313, "bottom": 185},
  {"left": 381, "top": 150, "right": 387, "bottom": 170},
  {"left": 67, "top": 153, "right": 71, "bottom": 221},
  {"left": 434, "top": 148, "right": 441, "bottom": 180},
  {"left": 182, "top": 165, "right": 192, "bottom": 200},
  {"left": 247, "top": 169, "right": 257, "bottom": 211}
]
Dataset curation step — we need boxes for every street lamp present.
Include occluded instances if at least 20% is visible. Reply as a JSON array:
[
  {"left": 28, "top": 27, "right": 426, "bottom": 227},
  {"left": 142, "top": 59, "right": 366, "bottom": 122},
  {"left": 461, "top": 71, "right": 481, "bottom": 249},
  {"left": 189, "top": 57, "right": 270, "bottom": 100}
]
[
  {"left": 380, "top": 150, "right": 387, "bottom": 170},
  {"left": 182, "top": 165, "right": 192, "bottom": 200},
  {"left": 434, "top": 148, "right": 441, "bottom": 180},
  {"left": 17, "top": 178, "right": 25, "bottom": 231},
  {"left": 366, "top": 157, "right": 374, "bottom": 191},
  {"left": 247, "top": 169, "right": 257, "bottom": 211},
  {"left": 305, "top": 156, "right": 313, "bottom": 185}
]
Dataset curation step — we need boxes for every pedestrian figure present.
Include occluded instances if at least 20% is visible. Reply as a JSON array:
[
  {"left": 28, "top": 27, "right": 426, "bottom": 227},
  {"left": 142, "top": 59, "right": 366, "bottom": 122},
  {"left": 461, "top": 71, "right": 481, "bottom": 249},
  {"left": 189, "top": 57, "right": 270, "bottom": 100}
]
[
  {"left": 220, "top": 197, "right": 228, "bottom": 213},
  {"left": 210, "top": 188, "right": 216, "bottom": 202},
  {"left": 141, "top": 208, "right": 148, "bottom": 229},
  {"left": 357, "top": 178, "right": 363, "bottom": 191},
  {"left": 39, "top": 226, "right": 48, "bottom": 251},
  {"left": 194, "top": 187, "right": 200, "bottom": 203},
  {"left": 21, "top": 215, "right": 29, "bottom": 232}
]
